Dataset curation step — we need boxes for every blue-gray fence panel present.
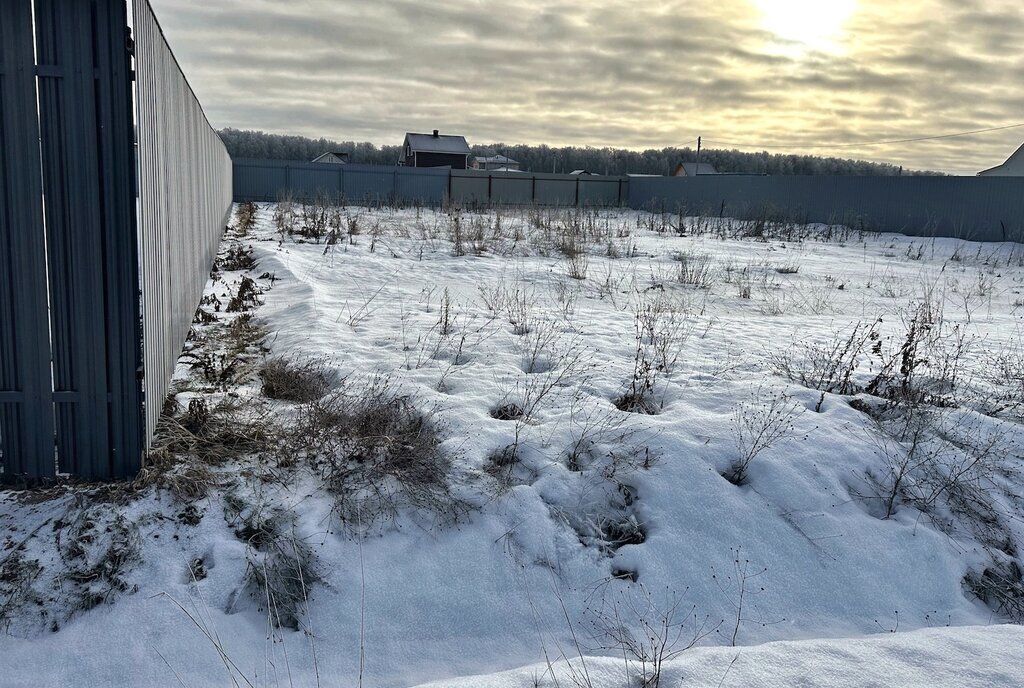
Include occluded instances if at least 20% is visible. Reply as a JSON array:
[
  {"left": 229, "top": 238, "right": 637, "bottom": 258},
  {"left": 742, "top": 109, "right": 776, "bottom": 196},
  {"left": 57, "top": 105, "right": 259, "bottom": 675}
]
[
  {"left": 135, "top": 0, "right": 234, "bottom": 447},
  {"left": 448, "top": 170, "right": 628, "bottom": 207},
  {"left": 629, "top": 175, "right": 1024, "bottom": 242},
  {"left": 232, "top": 159, "right": 448, "bottom": 204},
  {"left": 234, "top": 161, "right": 629, "bottom": 208},
  {"left": 34, "top": 0, "right": 143, "bottom": 479},
  {"left": 0, "top": 0, "right": 56, "bottom": 480},
  {"left": 533, "top": 176, "right": 578, "bottom": 205},
  {"left": 449, "top": 171, "right": 490, "bottom": 205},
  {"left": 339, "top": 166, "right": 398, "bottom": 202},
  {"left": 579, "top": 177, "right": 627, "bottom": 206}
]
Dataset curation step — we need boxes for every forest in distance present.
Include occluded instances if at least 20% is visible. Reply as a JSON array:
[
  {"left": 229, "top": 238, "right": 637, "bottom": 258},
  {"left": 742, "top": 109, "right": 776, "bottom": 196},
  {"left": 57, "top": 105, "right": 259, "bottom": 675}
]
[{"left": 219, "top": 127, "right": 944, "bottom": 177}]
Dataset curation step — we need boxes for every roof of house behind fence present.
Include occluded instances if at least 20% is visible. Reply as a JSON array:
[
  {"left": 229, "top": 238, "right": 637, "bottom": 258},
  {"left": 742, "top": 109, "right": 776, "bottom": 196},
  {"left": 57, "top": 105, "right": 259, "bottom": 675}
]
[
  {"left": 405, "top": 132, "right": 471, "bottom": 155},
  {"left": 475, "top": 154, "right": 519, "bottom": 164}
]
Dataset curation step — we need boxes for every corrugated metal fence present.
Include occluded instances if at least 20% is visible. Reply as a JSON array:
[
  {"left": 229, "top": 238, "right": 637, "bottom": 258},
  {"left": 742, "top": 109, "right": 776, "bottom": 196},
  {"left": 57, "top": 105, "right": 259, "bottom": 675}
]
[
  {"left": 134, "top": 0, "right": 233, "bottom": 446},
  {"left": 449, "top": 169, "right": 626, "bottom": 206},
  {"left": 233, "top": 158, "right": 630, "bottom": 207},
  {"left": 233, "top": 161, "right": 1024, "bottom": 242},
  {"left": 629, "top": 175, "right": 1024, "bottom": 242},
  {"left": 234, "top": 158, "right": 449, "bottom": 204},
  {"left": 0, "top": 0, "right": 231, "bottom": 482},
  {"left": 0, "top": 0, "right": 56, "bottom": 478}
]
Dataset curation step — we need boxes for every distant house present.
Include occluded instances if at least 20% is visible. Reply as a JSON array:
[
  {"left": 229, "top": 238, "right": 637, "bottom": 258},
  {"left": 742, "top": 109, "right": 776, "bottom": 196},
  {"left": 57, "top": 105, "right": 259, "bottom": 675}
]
[
  {"left": 473, "top": 154, "right": 521, "bottom": 171},
  {"left": 673, "top": 162, "right": 718, "bottom": 177},
  {"left": 311, "top": 151, "right": 349, "bottom": 165},
  {"left": 401, "top": 130, "right": 471, "bottom": 169},
  {"left": 569, "top": 169, "right": 598, "bottom": 176},
  {"left": 978, "top": 142, "right": 1024, "bottom": 176}
]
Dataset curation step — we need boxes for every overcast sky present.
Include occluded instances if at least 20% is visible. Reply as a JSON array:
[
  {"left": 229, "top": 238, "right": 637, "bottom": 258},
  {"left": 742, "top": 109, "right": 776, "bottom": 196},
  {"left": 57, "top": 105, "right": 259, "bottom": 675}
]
[{"left": 150, "top": 0, "right": 1024, "bottom": 174}]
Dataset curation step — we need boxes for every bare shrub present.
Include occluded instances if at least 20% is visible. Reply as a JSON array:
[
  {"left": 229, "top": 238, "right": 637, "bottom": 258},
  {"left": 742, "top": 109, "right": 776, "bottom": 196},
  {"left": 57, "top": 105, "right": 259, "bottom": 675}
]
[
  {"left": 864, "top": 296, "right": 973, "bottom": 409},
  {"left": 769, "top": 320, "right": 881, "bottom": 412},
  {"left": 273, "top": 193, "right": 297, "bottom": 237},
  {"left": 567, "top": 251, "right": 590, "bottom": 281},
  {"left": 724, "top": 388, "right": 803, "bottom": 485},
  {"left": 865, "top": 405, "right": 1011, "bottom": 520},
  {"left": 585, "top": 584, "right": 721, "bottom": 688},
  {"left": 614, "top": 308, "right": 670, "bottom": 415},
  {"left": 298, "top": 377, "right": 468, "bottom": 534},
  {"left": 477, "top": 280, "right": 511, "bottom": 315},
  {"left": 964, "top": 562, "right": 1024, "bottom": 623},
  {"left": 224, "top": 497, "right": 319, "bottom": 631},
  {"left": 226, "top": 276, "right": 262, "bottom": 312},
  {"left": 564, "top": 400, "right": 652, "bottom": 474},
  {"left": 216, "top": 244, "right": 257, "bottom": 272},
  {"left": 438, "top": 288, "right": 456, "bottom": 336},
  {"left": 490, "top": 342, "right": 590, "bottom": 488},
  {"left": 56, "top": 509, "right": 141, "bottom": 621},
  {"left": 150, "top": 398, "right": 280, "bottom": 471},
  {"left": 259, "top": 357, "right": 331, "bottom": 403},
  {"left": 234, "top": 201, "right": 259, "bottom": 236},
  {"left": 674, "top": 251, "right": 716, "bottom": 288},
  {"left": 636, "top": 295, "right": 696, "bottom": 376},
  {"left": 506, "top": 287, "right": 536, "bottom": 336},
  {"left": 712, "top": 547, "right": 780, "bottom": 646}
]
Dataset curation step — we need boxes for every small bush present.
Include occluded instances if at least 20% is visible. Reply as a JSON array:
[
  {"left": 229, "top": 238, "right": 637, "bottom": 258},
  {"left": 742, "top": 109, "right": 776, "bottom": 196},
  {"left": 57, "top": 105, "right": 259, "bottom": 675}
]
[
  {"left": 259, "top": 357, "right": 330, "bottom": 403},
  {"left": 674, "top": 251, "right": 716, "bottom": 288},
  {"left": 964, "top": 561, "right": 1024, "bottom": 623},
  {"left": 224, "top": 497, "right": 319, "bottom": 631},
  {"left": 234, "top": 202, "right": 259, "bottom": 235},
  {"left": 217, "top": 245, "right": 257, "bottom": 272},
  {"left": 724, "top": 389, "right": 802, "bottom": 486},
  {"left": 298, "top": 377, "right": 468, "bottom": 534},
  {"left": 226, "top": 276, "right": 261, "bottom": 312}
]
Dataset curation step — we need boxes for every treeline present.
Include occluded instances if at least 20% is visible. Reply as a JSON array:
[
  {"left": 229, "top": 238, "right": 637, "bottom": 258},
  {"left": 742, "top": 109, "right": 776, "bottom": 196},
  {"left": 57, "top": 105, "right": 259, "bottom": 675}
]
[{"left": 218, "top": 128, "right": 940, "bottom": 176}]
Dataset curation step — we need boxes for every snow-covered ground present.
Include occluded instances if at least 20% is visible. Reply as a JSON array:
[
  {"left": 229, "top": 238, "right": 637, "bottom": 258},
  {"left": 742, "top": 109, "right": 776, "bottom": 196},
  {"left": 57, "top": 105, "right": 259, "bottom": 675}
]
[{"left": 1, "top": 205, "right": 1022, "bottom": 687}]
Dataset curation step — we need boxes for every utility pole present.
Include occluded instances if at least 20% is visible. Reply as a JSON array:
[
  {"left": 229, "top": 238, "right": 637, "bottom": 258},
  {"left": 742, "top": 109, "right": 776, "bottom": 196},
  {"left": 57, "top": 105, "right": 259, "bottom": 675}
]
[{"left": 695, "top": 136, "right": 702, "bottom": 175}]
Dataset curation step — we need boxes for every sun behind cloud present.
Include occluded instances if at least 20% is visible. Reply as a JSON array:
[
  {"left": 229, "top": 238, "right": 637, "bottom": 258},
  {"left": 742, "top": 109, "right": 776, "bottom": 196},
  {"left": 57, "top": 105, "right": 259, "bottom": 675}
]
[{"left": 750, "top": 0, "right": 858, "bottom": 52}]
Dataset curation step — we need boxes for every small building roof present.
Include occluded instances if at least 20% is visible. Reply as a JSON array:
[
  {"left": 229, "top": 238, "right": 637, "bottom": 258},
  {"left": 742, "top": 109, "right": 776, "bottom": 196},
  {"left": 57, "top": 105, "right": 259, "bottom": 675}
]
[
  {"left": 978, "top": 141, "right": 1024, "bottom": 176},
  {"left": 475, "top": 154, "right": 519, "bottom": 165},
  {"left": 311, "top": 151, "right": 349, "bottom": 163},
  {"left": 570, "top": 169, "right": 598, "bottom": 176},
  {"left": 675, "top": 162, "right": 719, "bottom": 176},
  {"left": 405, "top": 132, "right": 471, "bottom": 155}
]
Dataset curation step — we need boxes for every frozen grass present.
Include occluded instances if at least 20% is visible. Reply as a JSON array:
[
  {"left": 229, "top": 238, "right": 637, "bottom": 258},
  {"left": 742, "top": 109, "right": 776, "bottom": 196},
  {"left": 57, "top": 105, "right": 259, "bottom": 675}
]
[{"left": 1, "top": 203, "right": 1023, "bottom": 687}]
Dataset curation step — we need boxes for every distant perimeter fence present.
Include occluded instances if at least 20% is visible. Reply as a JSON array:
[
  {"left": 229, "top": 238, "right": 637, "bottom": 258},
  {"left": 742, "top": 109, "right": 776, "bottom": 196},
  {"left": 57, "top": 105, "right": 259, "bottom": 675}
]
[
  {"left": 628, "top": 175, "right": 1024, "bottom": 243},
  {"left": 234, "top": 160, "right": 1024, "bottom": 243},
  {"left": 0, "top": 0, "right": 231, "bottom": 482},
  {"left": 233, "top": 158, "right": 630, "bottom": 207}
]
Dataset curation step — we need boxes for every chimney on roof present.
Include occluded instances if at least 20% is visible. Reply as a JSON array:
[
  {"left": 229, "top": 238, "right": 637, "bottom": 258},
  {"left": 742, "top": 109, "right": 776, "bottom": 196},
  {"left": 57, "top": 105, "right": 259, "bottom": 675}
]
[{"left": 432, "top": 129, "right": 439, "bottom": 138}]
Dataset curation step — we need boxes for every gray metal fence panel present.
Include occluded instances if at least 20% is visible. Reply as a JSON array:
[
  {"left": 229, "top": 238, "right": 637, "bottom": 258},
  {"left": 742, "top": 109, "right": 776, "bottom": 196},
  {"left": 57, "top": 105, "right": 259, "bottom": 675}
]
[
  {"left": 579, "top": 177, "right": 627, "bottom": 206},
  {"left": 234, "top": 162, "right": 629, "bottom": 208},
  {"left": 232, "top": 159, "right": 448, "bottom": 204},
  {"left": 34, "top": 0, "right": 143, "bottom": 479},
  {"left": 447, "top": 170, "right": 629, "bottom": 207},
  {"left": 134, "top": 0, "right": 234, "bottom": 447},
  {"left": 338, "top": 166, "right": 397, "bottom": 202},
  {"left": 629, "top": 175, "right": 1024, "bottom": 242},
  {"left": 0, "top": 0, "right": 56, "bottom": 481},
  {"left": 395, "top": 168, "right": 452, "bottom": 204},
  {"left": 449, "top": 171, "right": 491, "bottom": 205}
]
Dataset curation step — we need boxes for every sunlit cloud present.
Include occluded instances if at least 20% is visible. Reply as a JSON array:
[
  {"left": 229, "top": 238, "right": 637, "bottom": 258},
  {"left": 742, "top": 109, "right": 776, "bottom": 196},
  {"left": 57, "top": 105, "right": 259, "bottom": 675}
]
[
  {"left": 149, "top": 0, "right": 1024, "bottom": 174},
  {"left": 749, "top": 0, "right": 858, "bottom": 54}
]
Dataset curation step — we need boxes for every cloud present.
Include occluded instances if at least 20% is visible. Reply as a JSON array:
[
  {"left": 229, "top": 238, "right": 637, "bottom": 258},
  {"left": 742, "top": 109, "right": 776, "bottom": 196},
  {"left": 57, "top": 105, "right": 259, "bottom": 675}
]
[{"left": 149, "top": 0, "right": 1024, "bottom": 173}]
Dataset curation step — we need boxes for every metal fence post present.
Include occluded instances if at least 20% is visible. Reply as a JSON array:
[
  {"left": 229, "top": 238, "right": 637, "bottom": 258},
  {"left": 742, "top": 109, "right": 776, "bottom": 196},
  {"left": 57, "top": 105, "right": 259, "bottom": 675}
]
[
  {"left": 34, "top": 0, "right": 143, "bottom": 479},
  {"left": 0, "top": 0, "right": 57, "bottom": 481}
]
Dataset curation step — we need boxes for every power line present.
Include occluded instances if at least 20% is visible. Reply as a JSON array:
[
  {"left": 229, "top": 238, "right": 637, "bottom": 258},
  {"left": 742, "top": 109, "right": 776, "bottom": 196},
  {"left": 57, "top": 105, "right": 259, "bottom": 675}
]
[{"left": 699, "top": 122, "right": 1024, "bottom": 151}]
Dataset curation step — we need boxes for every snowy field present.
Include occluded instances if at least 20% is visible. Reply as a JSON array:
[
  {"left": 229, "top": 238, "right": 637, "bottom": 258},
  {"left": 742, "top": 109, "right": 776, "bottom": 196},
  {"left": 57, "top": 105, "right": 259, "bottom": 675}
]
[{"left": 1, "top": 203, "right": 1023, "bottom": 687}]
